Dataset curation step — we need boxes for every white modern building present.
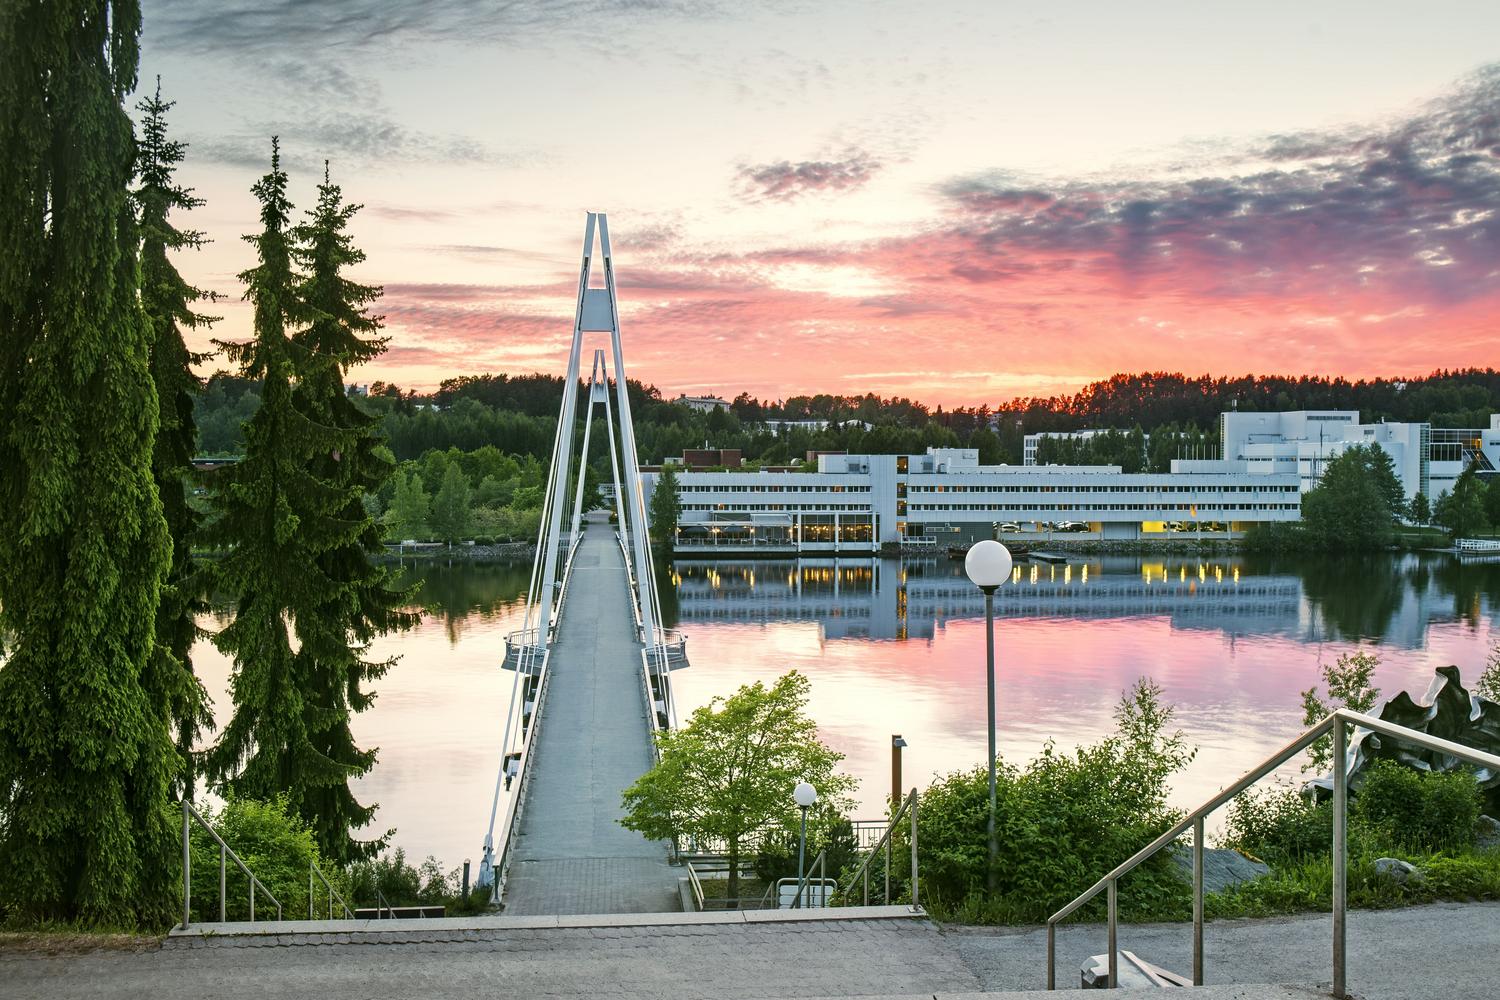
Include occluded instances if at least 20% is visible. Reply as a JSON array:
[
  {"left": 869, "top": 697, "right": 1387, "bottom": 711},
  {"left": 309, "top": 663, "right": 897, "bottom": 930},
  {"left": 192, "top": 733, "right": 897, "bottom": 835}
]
[
  {"left": 643, "top": 446, "right": 1301, "bottom": 552},
  {"left": 1023, "top": 428, "right": 1110, "bottom": 465},
  {"left": 674, "top": 394, "right": 730, "bottom": 412},
  {"left": 1219, "top": 410, "right": 1500, "bottom": 502}
]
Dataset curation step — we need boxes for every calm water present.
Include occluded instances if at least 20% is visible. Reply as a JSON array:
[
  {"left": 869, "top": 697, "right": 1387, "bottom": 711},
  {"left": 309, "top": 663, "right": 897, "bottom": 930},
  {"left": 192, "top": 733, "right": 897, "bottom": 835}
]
[{"left": 193, "top": 551, "right": 1500, "bottom": 871}]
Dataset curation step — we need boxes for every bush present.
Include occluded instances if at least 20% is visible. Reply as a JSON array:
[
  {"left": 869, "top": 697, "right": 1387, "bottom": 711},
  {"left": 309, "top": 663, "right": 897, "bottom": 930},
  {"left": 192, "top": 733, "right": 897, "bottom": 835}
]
[
  {"left": 345, "top": 848, "right": 492, "bottom": 915},
  {"left": 186, "top": 796, "right": 346, "bottom": 922},
  {"left": 1353, "top": 760, "right": 1482, "bottom": 852},
  {"left": 753, "top": 813, "right": 859, "bottom": 886},
  {"left": 1223, "top": 786, "right": 1332, "bottom": 863},
  {"left": 915, "top": 678, "right": 1197, "bottom": 924}
]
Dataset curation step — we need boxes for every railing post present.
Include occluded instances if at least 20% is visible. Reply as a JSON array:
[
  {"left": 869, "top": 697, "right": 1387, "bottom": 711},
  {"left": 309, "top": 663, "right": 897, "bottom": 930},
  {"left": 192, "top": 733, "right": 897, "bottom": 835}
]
[
  {"left": 219, "top": 842, "right": 226, "bottom": 923},
  {"left": 181, "top": 800, "right": 191, "bottom": 930},
  {"left": 909, "top": 789, "right": 919, "bottom": 906},
  {"left": 249, "top": 879, "right": 255, "bottom": 923},
  {"left": 1107, "top": 878, "right": 1118, "bottom": 989},
  {"left": 884, "top": 835, "right": 891, "bottom": 904},
  {"left": 1046, "top": 922, "right": 1056, "bottom": 990},
  {"left": 1193, "top": 816, "right": 1204, "bottom": 985},
  {"left": 1333, "top": 716, "right": 1348, "bottom": 1000},
  {"left": 309, "top": 866, "right": 314, "bottom": 920}
]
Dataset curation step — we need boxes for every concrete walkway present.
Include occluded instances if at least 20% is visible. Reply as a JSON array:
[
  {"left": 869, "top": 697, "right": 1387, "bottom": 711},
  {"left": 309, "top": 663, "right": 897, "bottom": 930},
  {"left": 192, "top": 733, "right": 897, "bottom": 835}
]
[
  {"left": 501, "top": 514, "right": 680, "bottom": 914},
  {"left": 4, "top": 902, "right": 1495, "bottom": 999}
]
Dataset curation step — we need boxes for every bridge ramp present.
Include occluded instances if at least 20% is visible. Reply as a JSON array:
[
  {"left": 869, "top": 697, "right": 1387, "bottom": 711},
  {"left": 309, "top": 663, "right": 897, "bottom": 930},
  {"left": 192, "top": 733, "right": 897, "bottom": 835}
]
[{"left": 502, "top": 516, "right": 679, "bottom": 914}]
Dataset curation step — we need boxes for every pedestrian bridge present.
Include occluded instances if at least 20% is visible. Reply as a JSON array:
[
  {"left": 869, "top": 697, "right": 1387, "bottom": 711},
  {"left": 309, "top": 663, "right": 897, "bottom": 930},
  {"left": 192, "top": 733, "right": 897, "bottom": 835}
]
[{"left": 476, "top": 214, "right": 688, "bottom": 913}]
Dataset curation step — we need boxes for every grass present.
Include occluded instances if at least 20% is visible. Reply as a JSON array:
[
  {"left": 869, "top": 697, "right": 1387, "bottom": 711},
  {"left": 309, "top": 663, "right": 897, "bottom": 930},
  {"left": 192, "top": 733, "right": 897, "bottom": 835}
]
[
  {"left": 923, "top": 846, "right": 1500, "bottom": 927},
  {"left": 0, "top": 919, "right": 162, "bottom": 954}
]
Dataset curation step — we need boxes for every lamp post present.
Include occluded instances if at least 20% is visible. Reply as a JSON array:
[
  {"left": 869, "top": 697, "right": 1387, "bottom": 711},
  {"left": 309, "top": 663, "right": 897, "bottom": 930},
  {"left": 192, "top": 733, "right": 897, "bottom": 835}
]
[
  {"left": 891, "top": 734, "right": 907, "bottom": 809},
  {"left": 964, "top": 539, "right": 1013, "bottom": 893},
  {"left": 793, "top": 781, "right": 818, "bottom": 906}
]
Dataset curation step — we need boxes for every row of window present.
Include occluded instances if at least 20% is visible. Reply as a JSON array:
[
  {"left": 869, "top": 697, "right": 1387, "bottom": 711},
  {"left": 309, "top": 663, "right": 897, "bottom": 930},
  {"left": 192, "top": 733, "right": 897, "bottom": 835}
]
[
  {"left": 677, "top": 484, "right": 870, "bottom": 493},
  {"left": 906, "top": 502, "right": 1301, "bottom": 513},
  {"left": 907, "top": 483, "right": 1298, "bottom": 494},
  {"left": 682, "top": 503, "right": 874, "bottom": 512}
]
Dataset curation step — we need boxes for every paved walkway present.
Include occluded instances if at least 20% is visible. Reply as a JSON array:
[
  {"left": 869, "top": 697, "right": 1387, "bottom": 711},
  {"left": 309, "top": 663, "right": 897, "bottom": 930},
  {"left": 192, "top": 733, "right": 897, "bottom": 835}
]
[
  {"left": 501, "top": 514, "right": 679, "bottom": 914},
  {"left": 4, "top": 902, "right": 1495, "bottom": 999}
]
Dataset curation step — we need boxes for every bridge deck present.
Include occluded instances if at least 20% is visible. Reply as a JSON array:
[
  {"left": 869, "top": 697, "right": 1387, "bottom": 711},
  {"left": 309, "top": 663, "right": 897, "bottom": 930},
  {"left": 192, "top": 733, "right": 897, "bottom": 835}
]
[{"left": 502, "top": 513, "right": 679, "bottom": 914}]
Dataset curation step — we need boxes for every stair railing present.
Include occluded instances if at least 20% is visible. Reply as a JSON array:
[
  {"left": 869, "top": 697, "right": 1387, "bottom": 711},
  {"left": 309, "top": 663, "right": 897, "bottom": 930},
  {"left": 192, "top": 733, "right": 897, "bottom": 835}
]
[
  {"left": 789, "top": 788, "right": 920, "bottom": 909},
  {"left": 309, "top": 861, "right": 353, "bottom": 920},
  {"left": 180, "top": 799, "right": 283, "bottom": 928},
  {"left": 1044, "top": 709, "right": 1500, "bottom": 997}
]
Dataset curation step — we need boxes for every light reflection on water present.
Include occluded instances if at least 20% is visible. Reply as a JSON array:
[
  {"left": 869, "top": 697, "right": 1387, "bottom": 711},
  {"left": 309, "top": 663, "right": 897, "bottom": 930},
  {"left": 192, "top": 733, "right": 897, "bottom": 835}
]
[{"left": 194, "top": 552, "right": 1500, "bottom": 870}]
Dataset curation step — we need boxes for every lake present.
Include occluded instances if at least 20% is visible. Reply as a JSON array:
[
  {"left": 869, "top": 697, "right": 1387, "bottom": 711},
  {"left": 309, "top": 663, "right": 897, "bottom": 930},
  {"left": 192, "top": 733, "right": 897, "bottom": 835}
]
[{"left": 192, "top": 550, "right": 1500, "bottom": 874}]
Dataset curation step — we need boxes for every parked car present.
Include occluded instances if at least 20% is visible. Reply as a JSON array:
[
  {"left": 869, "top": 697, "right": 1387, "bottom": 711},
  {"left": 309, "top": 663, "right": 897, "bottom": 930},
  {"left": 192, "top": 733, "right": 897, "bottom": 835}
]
[
  {"left": 1055, "top": 520, "right": 1089, "bottom": 532},
  {"left": 998, "top": 522, "right": 1021, "bottom": 533}
]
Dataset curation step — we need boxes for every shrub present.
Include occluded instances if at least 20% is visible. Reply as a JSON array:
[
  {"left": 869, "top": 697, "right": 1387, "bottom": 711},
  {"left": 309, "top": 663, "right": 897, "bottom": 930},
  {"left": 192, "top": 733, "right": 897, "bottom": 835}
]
[
  {"left": 345, "top": 848, "right": 493, "bottom": 915},
  {"left": 1353, "top": 760, "right": 1482, "bottom": 852},
  {"left": 1223, "top": 786, "right": 1331, "bottom": 863},
  {"left": 753, "top": 813, "right": 859, "bottom": 886},
  {"left": 915, "top": 678, "right": 1197, "bottom": 923},
  {"left": 186, "top": 796, "right": 346, "bottom": 922}
]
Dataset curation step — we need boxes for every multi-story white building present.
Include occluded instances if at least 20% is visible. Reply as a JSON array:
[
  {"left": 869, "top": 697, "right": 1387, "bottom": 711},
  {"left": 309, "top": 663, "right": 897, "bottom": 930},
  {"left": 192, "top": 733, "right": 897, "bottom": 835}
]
[
  {"left": 1219, "top": 410, "right": 1500, "bottom": 501},
  {"left": 643, "top": 446, "right": 1301, "bottom": 552},
  {"left": 1023, "top": 428, "right": 1108, "bottom": 465}
]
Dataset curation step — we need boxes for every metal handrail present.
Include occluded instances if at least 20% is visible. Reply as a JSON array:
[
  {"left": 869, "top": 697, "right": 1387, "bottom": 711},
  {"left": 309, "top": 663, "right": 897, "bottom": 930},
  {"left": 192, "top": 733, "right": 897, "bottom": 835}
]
[
  {"left": 373, "top": 886, "right": 395, "bottom": 919},
  {"left": 487, "top": 647, "right": 552, "bottom": 901},
  {"left": 180, "top": 799, "right": 284, "bottom": 928},
  {"left": 1044, "top": 709, "right": 1500, "bottom": 996},
  {"left": 309, "top": 861, "right": 353, "bottom": 920},
  {"left": 831, "top": 787, "right": 920, "bottom": 907}
]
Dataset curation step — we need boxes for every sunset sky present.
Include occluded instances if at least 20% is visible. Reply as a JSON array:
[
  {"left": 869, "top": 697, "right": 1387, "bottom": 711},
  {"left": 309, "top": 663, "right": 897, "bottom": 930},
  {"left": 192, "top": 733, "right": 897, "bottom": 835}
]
[{"left": 139, "top": 0, "right": 1500, "bottom": 406}]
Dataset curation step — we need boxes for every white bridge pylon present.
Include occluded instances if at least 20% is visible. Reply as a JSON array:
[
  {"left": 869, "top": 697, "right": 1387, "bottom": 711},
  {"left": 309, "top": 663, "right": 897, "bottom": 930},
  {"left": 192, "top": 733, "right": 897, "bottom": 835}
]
[{"left": 476, "top": 213, "right": 682, "bottom": 894}]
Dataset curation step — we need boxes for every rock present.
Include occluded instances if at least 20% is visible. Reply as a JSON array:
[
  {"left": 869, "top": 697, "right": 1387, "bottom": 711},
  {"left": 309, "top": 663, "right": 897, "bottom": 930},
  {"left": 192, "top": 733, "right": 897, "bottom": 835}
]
[
  {"left": 1478, "top": 815, "right": 1500, "bottom": 850},
  {"left": 1169, "top": 846, "right": 1269, "bottom": 892},
  {"left": 1373, "top": 857, "right": 1425, "bottom": 885}
]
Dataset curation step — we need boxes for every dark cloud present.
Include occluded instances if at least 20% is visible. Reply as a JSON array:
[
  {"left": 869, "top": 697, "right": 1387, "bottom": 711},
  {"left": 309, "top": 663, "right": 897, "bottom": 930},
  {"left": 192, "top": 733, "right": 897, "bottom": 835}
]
[
  {"left": 143, "top": 0, "right": 741, "bottom": 56},
  {"left": 188, "top": 112, "right": 498, "bottom": 170},
  {"left": 933, "top": 66, "right": 1500, "bottom": 303},
  {"left": 738, "top": 151, "right": 881, "bottom": 201}
]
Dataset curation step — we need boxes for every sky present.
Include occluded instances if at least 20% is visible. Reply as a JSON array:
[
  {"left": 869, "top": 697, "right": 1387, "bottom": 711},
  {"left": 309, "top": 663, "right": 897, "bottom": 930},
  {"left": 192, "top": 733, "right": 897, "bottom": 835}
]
[{"left": 137, "top": 0, "right": 1500, "bottom": 407}]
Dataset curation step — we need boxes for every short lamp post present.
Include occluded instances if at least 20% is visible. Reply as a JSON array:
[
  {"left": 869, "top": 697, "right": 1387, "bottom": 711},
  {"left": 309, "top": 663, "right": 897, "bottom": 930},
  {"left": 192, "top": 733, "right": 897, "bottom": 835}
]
[
  {"left": 793, "top": 780, "right": 818, "bottom": 906},
  {"left": 964, "top": 539, "right": 1013, "bottom": 893}
]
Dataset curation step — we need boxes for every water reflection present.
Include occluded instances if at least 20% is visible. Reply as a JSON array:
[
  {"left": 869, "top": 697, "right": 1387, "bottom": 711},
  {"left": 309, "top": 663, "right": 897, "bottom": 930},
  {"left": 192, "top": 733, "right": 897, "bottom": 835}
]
[
  {"left": 191, "top": 550, "right": 1500, "bottom": 870},
  {"left": 669, "top": 553, "right": 1495, "bottom": 649}
]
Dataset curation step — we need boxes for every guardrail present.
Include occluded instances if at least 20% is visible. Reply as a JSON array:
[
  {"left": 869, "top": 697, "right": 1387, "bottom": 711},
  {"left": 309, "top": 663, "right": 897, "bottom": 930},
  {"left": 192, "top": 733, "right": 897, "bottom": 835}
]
[
  {"left": 1456, "top": 537, "right": 1500, "bottom": 551},
  {"left": 1043, "top": 709, "right": 1500, "bottom": 996},
  {"left": 180, "top": 799, "right": 284, "bottom": 928},
  {"left": 793, "top": 788, "right": 920, "bottom": 910}
]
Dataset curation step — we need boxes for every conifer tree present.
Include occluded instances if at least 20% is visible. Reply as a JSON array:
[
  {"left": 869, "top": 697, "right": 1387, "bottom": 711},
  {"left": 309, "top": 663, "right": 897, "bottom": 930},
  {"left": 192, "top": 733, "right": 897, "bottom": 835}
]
[
  {"left": 288, "top": 163, "right": 414, "bottom": 862},
  {"left": 0, "top": 0, "right": 180, "bottom": 924},
  {"left": 135, "top": 79, "right": 219, "bottom": 799},
  {"left": 205, "top": 141, "right": 354, "bottom": 831}
]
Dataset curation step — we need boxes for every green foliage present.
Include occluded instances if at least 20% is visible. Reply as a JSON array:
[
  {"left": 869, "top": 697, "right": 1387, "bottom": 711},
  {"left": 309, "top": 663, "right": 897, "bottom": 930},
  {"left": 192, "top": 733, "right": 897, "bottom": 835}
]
[
  {"left": 752, "top": 811, "right": 859, "bottom": 887},
  {"left": 1301, "top": 445, "right": 1398, "bottom": 551},
  {"left": 186, "top": 796, "right": 342, "bottom": 922},
  {"left": 917, "top": 679, "right": 1197, "bottom": 924},
  {"left": 1223, "top": 786, "right": 1331, "bottom": 863},
  {"left": 1478, "top": 643, "right": 1500, "bottom": 703},
  {"left": 650, "top": 466, "right": 682, "bottom": 557},
  {"left": 389, "top": 470, "right": 430, "bottom": 539},
  {"left": 620, "top": 671, "right": 856, "bottom": 898},
  {"left": 1300, "top": 650, "right": 1381, "bottom": 772},
  {"left": 345, "top": 847, "right": 491, "bottom": 914},
  {"left": 430, "top": 461, "right": 474, "bottom": 543},
  {"left": 205, "top": 143, "right": 399, "bottom": 863},
  {"left": 1409, "top": 491, "right": 1430, "bottom": 525},
  {"left": 1353, "top": 761, "right": 1482, "bottom": 853},
  {"left": 1433, "top": 463, "right": 1491, "bottom": 540},
  {"left": 0, "top": 0, "right": 180, "bottom": 927},
  {"left": 1206, "top": 850, "right": 1500, "bottom": 919},
  {"left": 136, "top": 79, "right": 219, "bottom": 801}
]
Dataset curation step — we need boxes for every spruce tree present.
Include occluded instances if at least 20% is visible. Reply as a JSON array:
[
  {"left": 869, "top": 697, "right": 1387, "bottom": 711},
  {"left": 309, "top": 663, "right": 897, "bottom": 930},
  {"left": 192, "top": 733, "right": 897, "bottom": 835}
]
[
  {"left": 288, "top": 163, "right": 413, "bottom": 863},
  {"left": 135, "top": 79, "right": 219, "bottom": 800},
  {"left": 0, "top": 0, "right": 179, "bottom": 924},
  {"left": 205, "top": 141, "right": 353, "bottom": 830}
]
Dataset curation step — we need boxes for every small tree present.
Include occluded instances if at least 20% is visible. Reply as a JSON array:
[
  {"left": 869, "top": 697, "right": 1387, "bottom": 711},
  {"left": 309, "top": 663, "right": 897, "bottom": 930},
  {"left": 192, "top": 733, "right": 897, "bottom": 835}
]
[
  {"left": 620, "top": 671, "right": 855, "bottom": 899},
  {"left": 390, "top": 470, "right": 430, "bottom": 539},
  {"left": 649, "top": 465, "right": 682, "bottom": 558},
  {"left": 1366, "top": 444, "right": 1407, "bottom": 522},
  {"left": 1301, "top": 650, "right": 1381, "bottom": 773},
  {"left": 1478, "top": 643, "right": 1500, "bottom": 703},
  {"left": 1410, "top": 491, "right": 1430, "bottom": 526},
  {"left": 430, "top": 462, "right": 473, "bottom": 543},
  {"left": 1433, "top": 463, "right": 1489, "bottom": 540}
]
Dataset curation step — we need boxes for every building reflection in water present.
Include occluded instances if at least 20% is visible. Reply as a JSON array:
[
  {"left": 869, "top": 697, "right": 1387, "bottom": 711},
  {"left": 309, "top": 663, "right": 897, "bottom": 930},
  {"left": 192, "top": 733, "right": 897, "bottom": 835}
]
[{"left": 669, "top": 552, "right": 1493, "bottom": 649}]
